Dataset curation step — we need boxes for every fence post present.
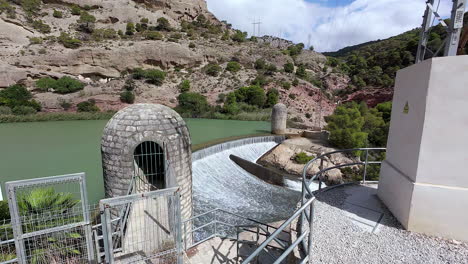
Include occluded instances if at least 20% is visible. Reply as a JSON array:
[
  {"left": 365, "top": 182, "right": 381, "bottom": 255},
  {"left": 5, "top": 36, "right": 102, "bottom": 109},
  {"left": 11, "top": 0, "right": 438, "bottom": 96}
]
[
  {"left": 100, "top": 204, "right": 114, "bottom": 264},
  {"left": 79, "top": 174, "right": 96, "bottom": 264},
  {"left": 175, "top": 193, "right": 184, "bottom": 264},
  {"left": 363, "top": 149, "right": 369, "bottom": 183},
  {"left": 5, "top": 183, "right": 26, "bottom": 264},
  {"left": 319, "top": 157, "right": 324, "bottom": 190},
  {"left": 308, "top": 200, "right": 315, "bottom": 262}
]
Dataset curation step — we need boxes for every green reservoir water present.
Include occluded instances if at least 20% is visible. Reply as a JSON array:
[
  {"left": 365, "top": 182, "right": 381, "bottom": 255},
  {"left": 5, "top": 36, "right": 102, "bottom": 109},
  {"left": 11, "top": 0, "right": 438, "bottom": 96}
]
[{"left": 0, "top": 119, "right": 270, "bottom": 204}]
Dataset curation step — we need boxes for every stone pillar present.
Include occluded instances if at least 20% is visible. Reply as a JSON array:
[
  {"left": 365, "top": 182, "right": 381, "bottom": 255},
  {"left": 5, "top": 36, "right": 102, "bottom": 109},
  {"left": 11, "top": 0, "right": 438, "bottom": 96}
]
[
  {"left": 271, "top": 103, "right": 287, "bottom": 134},
  {"left": 378, "top": 56, "right": 468, "bottom": 242}
]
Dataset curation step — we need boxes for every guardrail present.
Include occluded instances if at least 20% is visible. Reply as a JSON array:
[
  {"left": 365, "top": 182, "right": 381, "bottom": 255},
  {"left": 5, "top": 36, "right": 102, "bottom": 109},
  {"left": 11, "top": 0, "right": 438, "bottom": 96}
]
[{"left": 242, "top": 148, "right": 386, "bottom": 263}]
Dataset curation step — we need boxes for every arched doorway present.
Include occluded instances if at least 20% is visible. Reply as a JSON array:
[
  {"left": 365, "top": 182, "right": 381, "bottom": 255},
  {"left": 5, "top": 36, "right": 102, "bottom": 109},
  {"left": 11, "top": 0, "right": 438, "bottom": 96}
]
[{"left": 133, "top": 141, "right": 166, "bottom": 192}]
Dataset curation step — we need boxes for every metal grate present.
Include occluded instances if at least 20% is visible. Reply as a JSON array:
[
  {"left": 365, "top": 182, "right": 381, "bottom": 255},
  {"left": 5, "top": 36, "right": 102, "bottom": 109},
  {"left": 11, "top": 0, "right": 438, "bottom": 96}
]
[
  {"left": 133, "top": 141, "right": 166, "bottom": 192},
  {"left": 4, "top": 173, "right": 95, "bottom": 264},
  {"left": 100, "top": 188, "right": 183, "bottom": 264}
]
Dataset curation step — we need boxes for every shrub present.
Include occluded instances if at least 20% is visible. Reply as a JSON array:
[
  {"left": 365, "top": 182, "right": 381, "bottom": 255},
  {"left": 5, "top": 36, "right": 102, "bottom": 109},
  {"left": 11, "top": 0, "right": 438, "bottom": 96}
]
[
  {"left": 58, "top": 32, "right": 81, "bottom": 49},
  {"left": 145, "top": 31, "right": 162, "bottom": 40},
  {"left": 36, "top": 77, "right": 56, "bottom": 91},
  {"left": 70, "top": 4, "right": 81, "bottom": 15},
  {"left": 296, "top": 64, "right": 307, "bottom": 78},
  {"left": 292, "top": 78, "right": 299, "bottom": 86},
  {"left": 29, "top": 37, "right": 43, "bottom": 45},
  {"left": 144, "top": 69, "right": 166, "bottom": 85},
  {"left": 287, "top": 43, "right": 304, "bottom": 57},
  {"left": 282, "top": 82, "right": 291, "bottom": 90},
  {"left": 157, "top": 17, "right": 171, "bottom": 31},
  {"left": 53, "top": 9, "right": 63, "bottom": 18},
  {"left": 176, "top": 92, "right": 210, "bottom": 117},
  {"left": 0, "top": 0, "right": 16, "bottom": 18},
  {"left": 126, "top": 22, "right": 135, "bottom": 35},
  {"left": 140, "top": 18, "right": 149, "bottom": 24},
  {"left": 179, "top": 80, "right": 190, "bottom": 93},
  {"left": 265, "top": 88, "right": 279, "bottom": 107},
  {"left": 170, "top": 33, "right": 182, "bottom": 39},
  {"left": 21, "top": 0, "right": 41, "bottom": 15},
  {"left": 120, "top": 90, "right": 135, "bottom": 104},
  {"left": 77, "top": 11, "right": 96, "bottom": 32},
  {"left": 38, "top": 48, "right": 46, "bottom": 54},
  {"left": 0, "top": 84, "right": 33, "bottom": 108},
  {"left": 189, "top": 43, "right": 196, "bottom": 48},
  {"left": 226, "top": 61, "right": 241, "bottom": 72},
  {"left": 251, "top": 75, "right": 268, "bottom": 87},
  {"left": 92, "top": 28, "right": 118, "bottom": 41},
  {"left": 53, "top": 76, "right": 85, "bottom": 94},
  {"left": 305, "top": 113, "right": 312, "bottom": 119},
  {"left": 32, "top": 20, "right": 51, "bottom": 34},
  {"left": 284, "top": 62, "right": 294, "bottom": 73},
  {"left": 231, "top": 30, "right": 247, "bottom": 42},
  {"left": 254, "top": 59, "right": 266, "bottom": 70},
  {"left": 123, "top": 79, "right": 136, "bottom": 91},
  {"left": 293, "top": 152, "right": 315, "bottom": 164},
  {"left": 77, "top": 99, "right": 100, "bottom": 112},
  {"left": 289, "top": 94, "right": 296, "bottom": 99},
  {"left": 204, "top": 64, "right": 222, "bottom": 77},
  {"left": 234, "top": 85, "right": 266, "bottom": 108},
  {"left": 12, "top": 105, "right": 37, "bottom": 115},
  {"left": 0, "top": 106, "right": 12, "bottom": 115}
]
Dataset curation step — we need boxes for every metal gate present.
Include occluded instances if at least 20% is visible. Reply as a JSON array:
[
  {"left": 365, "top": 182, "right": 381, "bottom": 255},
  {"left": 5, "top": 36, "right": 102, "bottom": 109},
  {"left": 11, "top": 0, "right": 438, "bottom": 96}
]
[
  {"left": 5, "top": 173, "right": 95, "bottom": 264},
  {"left": 99, "top": 188, "right": 183, "bottom": 264}
]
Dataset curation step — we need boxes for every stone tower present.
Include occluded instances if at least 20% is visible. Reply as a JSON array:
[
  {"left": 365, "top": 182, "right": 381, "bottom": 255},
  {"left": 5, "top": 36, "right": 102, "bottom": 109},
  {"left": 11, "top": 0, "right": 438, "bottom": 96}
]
[
  {"left": 271, "top": 103, "right": 287, "bottom": 134},
  {"left": 101, "top": 104, "right": 192, "bottom": 221}
]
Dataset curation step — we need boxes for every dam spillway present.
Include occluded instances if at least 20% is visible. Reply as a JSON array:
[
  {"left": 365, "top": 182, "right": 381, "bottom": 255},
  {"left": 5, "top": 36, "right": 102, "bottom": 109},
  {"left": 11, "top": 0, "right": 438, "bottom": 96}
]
[{"left": 192, "top": 136, "right": 301, "bottom": 223}]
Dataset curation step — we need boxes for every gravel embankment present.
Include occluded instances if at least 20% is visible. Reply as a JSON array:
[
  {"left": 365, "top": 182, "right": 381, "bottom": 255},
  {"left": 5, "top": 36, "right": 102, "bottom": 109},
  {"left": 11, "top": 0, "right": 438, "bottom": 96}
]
[{"left": 309, "top": 186, "right": 468, "bottom": 263}]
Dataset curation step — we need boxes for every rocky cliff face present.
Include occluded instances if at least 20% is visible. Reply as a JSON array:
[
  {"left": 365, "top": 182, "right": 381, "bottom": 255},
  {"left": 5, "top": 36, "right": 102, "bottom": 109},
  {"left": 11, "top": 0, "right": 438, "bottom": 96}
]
[{"left": 0, "top": 0, "right": 347, "bottom": 128}]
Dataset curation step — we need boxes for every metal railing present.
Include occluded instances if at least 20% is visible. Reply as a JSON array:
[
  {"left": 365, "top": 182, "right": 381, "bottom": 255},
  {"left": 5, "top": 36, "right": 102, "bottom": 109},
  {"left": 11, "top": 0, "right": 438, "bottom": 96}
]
[{"left": 242, "top": 148, "right": 386, "bottom": 263}]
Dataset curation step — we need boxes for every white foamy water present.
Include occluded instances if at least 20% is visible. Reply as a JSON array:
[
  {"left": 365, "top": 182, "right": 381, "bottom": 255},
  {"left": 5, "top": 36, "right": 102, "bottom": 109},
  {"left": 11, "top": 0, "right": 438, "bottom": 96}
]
[{"left": 192, "top": 137, "right": 301, "bottom": 222}]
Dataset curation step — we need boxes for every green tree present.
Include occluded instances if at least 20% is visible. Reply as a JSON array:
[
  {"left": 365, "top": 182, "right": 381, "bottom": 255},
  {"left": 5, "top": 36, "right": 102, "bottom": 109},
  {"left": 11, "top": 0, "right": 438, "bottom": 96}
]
[
  {"left": 36, "top": 77, "right": 56, "bottom": 91},
  {"left": 156, "top": 17, "right": 171, "bottom": 31},
  {"left": 234, "top": 85, "right": 266, "bottom": 108},
  {"left": 231, "top": 30, "right": 247, "bottom": 42},
  {"left": 144, "top": 69, "right": 166, "bottom": 85},
  {"left": 284, "top": 62, "right": 294, "bottom": 73},
  {"left": 177, "top": 92, "right": 210, "bottom": 117},
  {"left": 70, "top": 4, "right": 81, "bottom": 15},
  {"left": 325, "top": 103, "right": 368, "bottom": 149},
  {"left": 77, "top": 99, "right": 100, "bottom": 112},
  {"left": 296, "top": 64, "right": 307, "bottom": 78},
  {"left": 223, "top": 92, "right": 240, "bottom": 115},
  {"left": 265, "top": 88, "right": 279, "bottom": 107},
  {"left": 255, "top": 59, "right": 266, "bottom": 70},
  {"left": 53, "top": 76, "right": 85, "bottom": 94}
]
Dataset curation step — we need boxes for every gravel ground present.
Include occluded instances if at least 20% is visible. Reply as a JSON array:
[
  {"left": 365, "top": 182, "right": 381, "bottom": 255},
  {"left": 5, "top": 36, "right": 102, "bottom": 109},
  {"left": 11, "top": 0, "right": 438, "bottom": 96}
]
[{"left": 309, "top": 185, "right": 468, "bottom": 264}]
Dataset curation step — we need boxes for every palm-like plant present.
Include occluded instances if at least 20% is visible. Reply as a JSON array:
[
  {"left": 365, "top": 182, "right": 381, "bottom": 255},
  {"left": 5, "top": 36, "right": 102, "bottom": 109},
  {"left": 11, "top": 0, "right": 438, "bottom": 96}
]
[{"left": 17, "top": 188, "right": 80, "bottom": 215}]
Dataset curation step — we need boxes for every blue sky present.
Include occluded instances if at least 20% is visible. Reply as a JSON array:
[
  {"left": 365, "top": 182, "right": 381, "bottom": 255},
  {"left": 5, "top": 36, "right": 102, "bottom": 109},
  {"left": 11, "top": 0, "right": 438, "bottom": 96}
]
[{"left": 205, "top": 0, "right": 454, "bottom": 52}]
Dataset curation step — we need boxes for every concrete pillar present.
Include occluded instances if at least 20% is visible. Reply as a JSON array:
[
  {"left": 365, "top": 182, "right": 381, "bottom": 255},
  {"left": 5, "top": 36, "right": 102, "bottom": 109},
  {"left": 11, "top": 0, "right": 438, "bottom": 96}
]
[
  {"left": 378, "top": 56, "right": 468, "bottom": 242},
  {"left": 271, "top": 103, "right": 287, "bottom": 134}
]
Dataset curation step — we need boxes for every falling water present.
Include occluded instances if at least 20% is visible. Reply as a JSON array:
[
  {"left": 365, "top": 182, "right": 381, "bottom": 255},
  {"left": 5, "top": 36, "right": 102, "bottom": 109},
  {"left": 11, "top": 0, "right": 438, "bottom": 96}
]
[{"left": 192, "top": 136, "right": 302, "bottom": 223}]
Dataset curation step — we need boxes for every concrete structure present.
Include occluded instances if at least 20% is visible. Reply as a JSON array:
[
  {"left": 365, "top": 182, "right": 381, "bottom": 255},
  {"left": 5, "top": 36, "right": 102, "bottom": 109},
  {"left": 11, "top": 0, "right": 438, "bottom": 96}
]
[
  {"left": 378, "top": 56, "right": 468, "bottom": 242},
  {"left": 101, "top": 104, "right": 193, "bottom": 222},
  {"left": 271, "top": 103, "right": 287, "bottom": 135}
]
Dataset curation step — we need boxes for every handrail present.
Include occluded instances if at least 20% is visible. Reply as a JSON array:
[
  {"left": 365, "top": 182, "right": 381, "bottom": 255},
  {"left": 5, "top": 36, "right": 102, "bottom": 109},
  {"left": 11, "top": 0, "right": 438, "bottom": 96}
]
[{"left": 242, "top": 147, "right": 386, "bottom": 263}]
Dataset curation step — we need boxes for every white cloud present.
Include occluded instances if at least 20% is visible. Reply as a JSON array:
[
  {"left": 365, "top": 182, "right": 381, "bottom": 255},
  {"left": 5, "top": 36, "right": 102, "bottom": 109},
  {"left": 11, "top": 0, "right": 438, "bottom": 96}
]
[{"left": 205, "top": 0, "right": 453, "bottom": 52}]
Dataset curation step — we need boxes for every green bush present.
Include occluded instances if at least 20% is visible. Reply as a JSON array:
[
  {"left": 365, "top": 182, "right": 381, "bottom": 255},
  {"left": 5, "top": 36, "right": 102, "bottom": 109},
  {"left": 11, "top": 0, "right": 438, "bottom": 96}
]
[
  {"left": 170, "top": 33, "right": 182, "bottom": 39},
  {"left": 289, "top": 93, "right": 296, "bottom": 99},
  {"left": 123, "top": 79, "right": 136, "bottom": 91},
  {"left": 32, "top": 20, "right": 51, "bottom": 34},
  {"left": 294, "top": 152, "right": 315, "bottom": 164},
  {"left": 251, "top": 75, "right": 268, "bottom": 87},
  {"left": 284, "top": 62, "right": 294, "bottom": 73},
  {"left": 0, "top": 0, "right": 16, "bottom": 18},
  {"left": 36, "top": 77, "right": 56, "bottom": 91},
  {"left": 52, "top": 77, "right": 85, "bottom": 94},
  {"left": 204, "top": 64, "right": 222, "bottom": 77},
  {"left": 254, "top": 59, "right": 266, "bottom": 70},
  {"left": 126, "top": 22, "right": 135, "bottom": 35},
  {"left": 77, "top": 11, "right": 96, "bottom": 32},
  {"left": 231, "top": 30, "right": 247, "bottom": 42},
  {"left": 286, "top": 43, "right": 304, "bottom": 57},
  {"left": 70, "top": 4, "right": 81, "bottom": 15},
  {"left": 179, "top": 80, "right": 190, "bottom": 93},
  {"left": 145, "top": 31, "right": 163, "bottom": 40},
  {"left": 282, "top": 82, "right": 291, "bottom": 90},
  {"left": 120, "top": 90, "right": 135, "bottom": 104},
  {"left": 176, "top": 92, "right": 210, "bottom": 117},
  {"left": 92, "top": 28, "right": 118, "bottom": 41},
  {"left": 234, "top": 85, "right": 266, "bottom": 108},
  {"left": 226, "top": 61, "right": 241, "bottom": 72},
  {"left": 0, "top": 201, "right": 9, "bottom": 220},
  {"left": 58, "top": 32, "right": 81, "bottom": 49},
  {"left": 29, "top": 37, "right": 43, "bottom": 45},
  {"left": 0, "top": 84, "right": 40, "bottom": 111},
  {"left": 77, "top": 99, "right": 100, "bottom": 112},
  {"left": 144, "top": 69, "right": 166, "bottom": 85},
  {"left": 21, "top": 0, "right": 41, "bottom": 15},
  {"left": 0, "top": 106, "right": 12, "bottom": 115},
  {"left": 157, "top": 17, "right": 171, "bottom": 31},
  {"left": 12, "top": 105, "right": 37, "bottom": 115},
  {"left": 53, "top": 9, "right": 63, "bottom": 18},
  {"left": 296, "top": 64, "right": 307, "bottom": 78},
  {"left": 292, "top": 78, "right": 299, "bottom": 86}
]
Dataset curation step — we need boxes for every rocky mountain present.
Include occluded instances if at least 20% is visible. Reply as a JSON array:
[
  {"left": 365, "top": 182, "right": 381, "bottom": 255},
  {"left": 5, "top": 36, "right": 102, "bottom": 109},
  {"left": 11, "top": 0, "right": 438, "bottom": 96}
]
[{"left": 0, "top": 0, "right": 351, "bottom": 128}]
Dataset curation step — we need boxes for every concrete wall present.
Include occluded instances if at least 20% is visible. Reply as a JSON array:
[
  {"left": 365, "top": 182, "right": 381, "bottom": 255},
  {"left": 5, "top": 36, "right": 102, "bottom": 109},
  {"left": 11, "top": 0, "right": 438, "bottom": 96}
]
[{"left": 378, "top": 55, "right": 468, "bottom": 242}]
